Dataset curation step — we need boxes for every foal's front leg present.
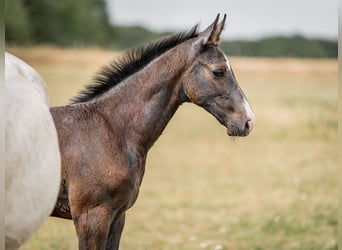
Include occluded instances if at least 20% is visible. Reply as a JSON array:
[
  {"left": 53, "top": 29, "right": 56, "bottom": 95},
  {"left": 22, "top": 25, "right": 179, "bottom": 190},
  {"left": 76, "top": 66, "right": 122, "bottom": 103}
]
[
  {"left": 72, "top": 206, "right": 113, "bottom": 250},
  {"left": 106, "top": 213, "right": 126, "bottom": 250}
]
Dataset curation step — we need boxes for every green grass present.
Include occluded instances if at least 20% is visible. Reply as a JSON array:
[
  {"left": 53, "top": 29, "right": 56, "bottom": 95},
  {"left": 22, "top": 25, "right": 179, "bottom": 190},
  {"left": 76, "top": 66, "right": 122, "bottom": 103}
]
[{"left": 10, "top": 48, "right": 337, "bottom": 250}]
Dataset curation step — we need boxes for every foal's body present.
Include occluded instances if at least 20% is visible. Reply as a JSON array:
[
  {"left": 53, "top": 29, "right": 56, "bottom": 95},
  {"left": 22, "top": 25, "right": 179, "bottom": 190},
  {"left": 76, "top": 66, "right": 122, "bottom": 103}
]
[
  {"left": 52, "top": 41, "right": 192, "bottom": 249},
  {"left": 51, "top": 15, "right": 255, "bottom": 249}
]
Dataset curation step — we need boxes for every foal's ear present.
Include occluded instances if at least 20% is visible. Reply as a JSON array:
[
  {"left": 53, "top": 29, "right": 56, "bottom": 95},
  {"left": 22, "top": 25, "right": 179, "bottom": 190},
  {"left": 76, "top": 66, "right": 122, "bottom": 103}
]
[{"left": 196, "top": 14, "right": 227, "bottom": 47}]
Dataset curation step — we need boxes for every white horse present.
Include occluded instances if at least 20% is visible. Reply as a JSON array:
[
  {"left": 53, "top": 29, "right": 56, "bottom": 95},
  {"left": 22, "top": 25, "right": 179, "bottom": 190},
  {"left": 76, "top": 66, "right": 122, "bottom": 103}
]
[{"left": 5, "top": 52, "right": 61, "bottom": 249}]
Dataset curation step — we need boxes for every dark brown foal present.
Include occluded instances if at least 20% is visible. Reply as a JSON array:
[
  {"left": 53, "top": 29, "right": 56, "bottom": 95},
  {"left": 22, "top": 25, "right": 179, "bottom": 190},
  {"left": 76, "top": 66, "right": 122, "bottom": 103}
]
[{"left": 51, "top": 14, "right": 255, "bottom": 249}]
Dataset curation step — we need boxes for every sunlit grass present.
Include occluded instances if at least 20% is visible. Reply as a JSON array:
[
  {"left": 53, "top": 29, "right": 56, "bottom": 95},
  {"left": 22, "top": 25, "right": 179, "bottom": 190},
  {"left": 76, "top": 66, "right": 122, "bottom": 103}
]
[{"left": 8, "top": 47, "right": 337, "bottom": 250}]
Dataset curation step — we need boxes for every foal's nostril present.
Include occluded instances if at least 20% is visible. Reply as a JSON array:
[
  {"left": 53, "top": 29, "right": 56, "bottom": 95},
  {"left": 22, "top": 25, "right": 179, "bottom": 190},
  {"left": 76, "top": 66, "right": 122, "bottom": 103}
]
[{"left": 245, "top": 119, "right": 254, "bottom": 133}]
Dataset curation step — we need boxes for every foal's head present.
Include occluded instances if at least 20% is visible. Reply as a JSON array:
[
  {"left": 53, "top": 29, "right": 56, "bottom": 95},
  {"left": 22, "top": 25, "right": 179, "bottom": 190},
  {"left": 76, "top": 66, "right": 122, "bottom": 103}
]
[{"left": 182, "top": 14, "right": 255, "bottom": 136}]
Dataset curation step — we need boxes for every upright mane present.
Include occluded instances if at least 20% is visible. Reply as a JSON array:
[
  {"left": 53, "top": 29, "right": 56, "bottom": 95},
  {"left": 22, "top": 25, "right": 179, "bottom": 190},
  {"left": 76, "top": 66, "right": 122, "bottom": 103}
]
[{"left": 71, "top": 25, "right": 199, "bottom": 104}]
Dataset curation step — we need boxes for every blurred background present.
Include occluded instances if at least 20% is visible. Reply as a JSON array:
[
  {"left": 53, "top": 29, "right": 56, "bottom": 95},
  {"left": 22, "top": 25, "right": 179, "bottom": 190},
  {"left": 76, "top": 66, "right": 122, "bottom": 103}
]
[
  {"left": 6, "top": 0, "right": 337, "bottom": 249},
  {"left": 5, "top": 0, "right": 337, "bottom": 57}
]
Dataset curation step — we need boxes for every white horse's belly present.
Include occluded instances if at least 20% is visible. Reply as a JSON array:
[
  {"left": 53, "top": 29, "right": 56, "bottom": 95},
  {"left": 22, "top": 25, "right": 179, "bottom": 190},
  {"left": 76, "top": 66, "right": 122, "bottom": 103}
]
[{"left": 5, "top": 53, "right": 61, "bottom": 249}]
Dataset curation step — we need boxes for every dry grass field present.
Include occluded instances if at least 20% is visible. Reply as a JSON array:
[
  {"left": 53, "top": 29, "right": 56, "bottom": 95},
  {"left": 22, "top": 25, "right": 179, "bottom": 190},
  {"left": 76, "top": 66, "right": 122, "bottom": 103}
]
[{"left": 7, "top": 47, "right": 337, "bottom": 250}]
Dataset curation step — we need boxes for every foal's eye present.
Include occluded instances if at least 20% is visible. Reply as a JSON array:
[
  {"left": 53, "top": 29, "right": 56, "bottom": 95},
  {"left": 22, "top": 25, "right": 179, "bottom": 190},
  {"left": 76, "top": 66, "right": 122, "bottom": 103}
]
[{"left": 212, "top": 68, "right": 225, "bottom": 78}]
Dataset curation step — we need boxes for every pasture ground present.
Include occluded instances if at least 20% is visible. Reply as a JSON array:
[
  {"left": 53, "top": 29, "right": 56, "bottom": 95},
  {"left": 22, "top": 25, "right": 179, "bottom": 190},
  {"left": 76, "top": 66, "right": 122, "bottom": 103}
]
[{"left": 8, "top": 47, "right": 337, "bottom": 250}]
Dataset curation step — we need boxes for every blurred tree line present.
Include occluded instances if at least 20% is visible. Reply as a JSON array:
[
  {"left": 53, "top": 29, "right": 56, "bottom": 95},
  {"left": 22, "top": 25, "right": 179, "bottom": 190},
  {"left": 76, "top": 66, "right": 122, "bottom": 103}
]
[
  {"left": 221, "top": 36, "right": 337, "bottom": 58},
  {"left": 6, "top": 0, "right": 111, "bottom": 46},
  {"left": 5, "top": 0, "right": 337, "bottom": 58}
]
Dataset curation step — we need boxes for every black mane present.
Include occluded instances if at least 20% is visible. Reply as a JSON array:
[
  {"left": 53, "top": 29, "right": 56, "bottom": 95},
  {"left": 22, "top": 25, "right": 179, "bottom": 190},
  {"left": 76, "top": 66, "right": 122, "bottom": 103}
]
[{"left": 71, "top": 26, "right": 199, "bottom": 104}]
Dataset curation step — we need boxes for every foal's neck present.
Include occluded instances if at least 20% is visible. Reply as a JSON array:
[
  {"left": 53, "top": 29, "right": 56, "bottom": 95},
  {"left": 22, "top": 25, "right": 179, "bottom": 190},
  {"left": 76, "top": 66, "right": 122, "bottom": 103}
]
[{"left": 93, "top": 44, "right": 190, "bottom": 152}]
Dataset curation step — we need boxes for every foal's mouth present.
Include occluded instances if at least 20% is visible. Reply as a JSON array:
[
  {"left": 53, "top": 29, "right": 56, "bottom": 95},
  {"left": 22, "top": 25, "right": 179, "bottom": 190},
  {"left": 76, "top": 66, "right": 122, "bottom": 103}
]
[{"left": 226, "top": 123, "right": 250, "bottom": 137}]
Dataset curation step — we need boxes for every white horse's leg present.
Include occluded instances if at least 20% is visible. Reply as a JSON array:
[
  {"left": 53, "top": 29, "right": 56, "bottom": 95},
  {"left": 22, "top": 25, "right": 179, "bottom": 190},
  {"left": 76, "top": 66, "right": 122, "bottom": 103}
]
[{"left": 5, "top": 53, "right": 61, "bottom": 249}]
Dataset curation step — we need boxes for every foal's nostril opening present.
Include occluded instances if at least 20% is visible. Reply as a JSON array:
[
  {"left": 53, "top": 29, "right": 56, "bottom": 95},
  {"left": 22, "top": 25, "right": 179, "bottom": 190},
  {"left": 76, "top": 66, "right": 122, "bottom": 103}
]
[{"left": 245, "top": 119, "right": 254, "bottom": 133}]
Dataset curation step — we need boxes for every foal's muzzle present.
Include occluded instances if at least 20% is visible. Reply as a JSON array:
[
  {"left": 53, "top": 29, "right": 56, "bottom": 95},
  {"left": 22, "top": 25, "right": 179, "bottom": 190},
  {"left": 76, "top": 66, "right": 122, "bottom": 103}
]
[{"left": 227, "top": 117, "right": 254, "bottom": 137}]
